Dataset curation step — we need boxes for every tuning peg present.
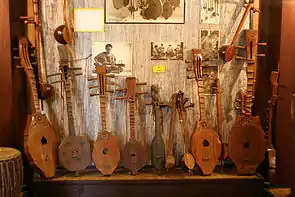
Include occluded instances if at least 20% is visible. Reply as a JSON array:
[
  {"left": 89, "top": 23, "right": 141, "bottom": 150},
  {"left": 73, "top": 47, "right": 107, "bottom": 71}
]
[
  {"left": 90, "top": 93, "right": 99, "bottom": 97},
  {"left": 235, "top": 56, "right": 247, "bottom": 60},
  {"left": 16, "top": 66, "right": 24, "bottom": 69},
  {"left": 185, "top": 60, "right": 193, "bottom": 63},
  {"left": 186, "top": 68, "right": 193, "bottom": 71},
  {"left": 51, "top": 80, "right": 63, "bottom": 84},
  {"left": 184, "top": 103, "right": 194, "bottom": 109},
  {"left": 106, "top": 74, "right": 115, "bottom": 78},
  {"left": 136, "top": 91, "right": 148, "bottom": 95},
  {"left": 13, "top": 56, "right": 21, "bottom": 60},
  {"left": 106, "top": 90, "right": 115, "bottom": 93},
  {"left": 107, "top": 81, "right": 118, "bottom": 86},
  {"left": 236, "top": 46, "right": 246, "bottom": 49},
  {"left": 115, "top": 88, "right": 127, "bottom": 92},
  {"left": 20, "top": 16, "right": 33, "bottom": 20},
  {"left": 74, "top": 73, "right": 83, "bottom": 76},
  {"left": 47, "top": 73, "right": 61, "bottom": 78},
  {"left": 12, "top": 48, "right": 19, "bottom": 52},
  {"left": 258, "top": 42, "right": 267, "bottom": 46},
  {"left": 88, "top": 85, "right": 98, "bottom": 89},
  {"left": 187, "top": 76, "right": 196, "bottom": 79},
  {"left": 257, "top": 54, "right": 266, "bottom": 57},
  {"left": 31, "top": 62, "right": 37, "bottom": 66},
  {"left": 136, "top": 82, "right": 147, "bottom": 86},
  {"left": 88, "top": 78, "right": 96, "bottom": 81},
  {"left": 115, "top": 97, "right": 126, "bottom": 100}
]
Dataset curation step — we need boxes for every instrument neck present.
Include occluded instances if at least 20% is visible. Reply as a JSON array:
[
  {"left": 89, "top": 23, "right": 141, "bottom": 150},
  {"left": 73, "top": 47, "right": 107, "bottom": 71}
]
[
  {"left": 167, "top": 101, "right": 176, "bottom": 156},
  {"left": 198, "top": 80, "right": 206, "bottom": 121},
  {"left": 64, "top": 79, "right": 75, "bottom": 136},
  {"left": 129, "top": 99, "right": 136, "bottom": 141},
  {"left": 245, "top": 62, "right": 256, "bottom": 116},
  {"left": 216, "top": 79, "right": 222, "bottom": 138},
  {"left": 154, "top": 103, "right": 162, "bottom": 138},
  {"left": 27, "top": 68, "right": 41, "bottom": 114},
  {"left": 100, "top": 96, "right": 107, "bottom": 131}
]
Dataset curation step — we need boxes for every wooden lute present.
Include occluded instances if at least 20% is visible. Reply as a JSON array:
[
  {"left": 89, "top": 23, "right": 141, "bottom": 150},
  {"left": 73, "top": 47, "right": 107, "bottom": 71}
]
[
  {"left": 266, "top": 71, "right": 279, "bottom": 177},
  {"left": 113, "top": 0, "right": 124, "bottom": 10},
  {"left": 56, "top": 45, "right": 91, "bottom": 172},
  {"left": 142, "top": 0, "right": 163, "bottom": 20},
  {"left": 218, "top": 2, "right": 258, "bottom": 62},
  {"left": 176, "top": 91, "right": 195, "bottom": 175},
  {"left": 162, "top": 0, "right": 173, "bottom": 20},
  {"left": 18, "top": 37, "right": 58, "bottom": 178},
  {"left": 20, "top": 0, "right": 54, "bottom": 100},
  {"left": 186, "top": 49, "right": 221, "bottom": 175},
  {"left": 228, "top": 30, "right": 266, "bottom": 175},
  {"left": 117, "top": 77, "right": 148, "bottom": 175},
  {"left": 90, "top": 67, "right": 120, "bottom": 176}
]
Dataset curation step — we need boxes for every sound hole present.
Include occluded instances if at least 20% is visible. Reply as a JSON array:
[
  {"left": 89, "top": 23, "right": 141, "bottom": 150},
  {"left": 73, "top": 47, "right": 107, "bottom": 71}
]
[
  {"left": 202, "top": 139, "right": 209, "bottom": 147},
  {"left": 243, "top": 142, "right": 250, "bottom": 148},
  {"left": 131, "top": 153, "right": 136, "bottom": 157},
  {"left": 41, "top": 136, "right": 47, "bottom": 145},
  {"left": 103, "top": 148, "right": 109, "bottom": 155}
]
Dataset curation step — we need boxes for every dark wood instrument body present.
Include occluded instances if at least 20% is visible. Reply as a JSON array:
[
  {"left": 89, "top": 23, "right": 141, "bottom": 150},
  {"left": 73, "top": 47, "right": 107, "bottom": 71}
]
[
  {"left": 19, "top": 37, "right": 58, "bottom": 178},
  {"left": 54, "top": 25, "right": 71, "bottom": 45},
  {"left": 0, "top": 148, "right": 23, "bottom": 197},
  {"left": 58, "top": 136, "right": 91, "bottom": 172},
  {"left": 191, "top": 121, "right": 222, "bottom": 175},
  {"left": 113, "top": 0, "right": 124, "bottom": 9},
  {"left": 229, "top": 115, "right": 266, "bottom": 175},
  {"left": 142, "top": 0, "right": 163, "bottom": 20},
  {"left": 151, "top": 104, "right": 165, "bottom": 170},
  {"left": 162, "top": 1, "right": 173, "bottom": 20},
  {"left": 123, "top": 140, "right": 148, "bottom": 175},
  {"left": 93, "top": 132, "right": 120, "bottom": 175}
]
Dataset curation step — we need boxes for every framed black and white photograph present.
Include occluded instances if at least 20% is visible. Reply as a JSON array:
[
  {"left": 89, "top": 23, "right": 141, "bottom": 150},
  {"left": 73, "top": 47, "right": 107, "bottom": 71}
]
[
  {"left": 151, "top": 42, "right": 183, "bottom": 60},
  {"left": 92, "top": 42, "right": 132, "bottom": 76},
  {"left": 200, "top": 0, "right": 220, "bottom": 24},
  {"left": 105, "top": 0, "right": 185, "bottom": 24},
  {"left": 200, "top": 29, "right": 220, "bottom": 60}
]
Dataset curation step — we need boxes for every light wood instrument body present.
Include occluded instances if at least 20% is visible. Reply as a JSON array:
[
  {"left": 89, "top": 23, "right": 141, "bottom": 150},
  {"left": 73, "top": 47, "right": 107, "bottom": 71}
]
[
  {"left": 121, "top": 77, "right": 148, "bottom": 175},
  {"left": 186, "top": 49, "right": 221, "bottom": 175},
  {"left": 91, "top": 66, "right": 120, "bottom": 176},
  {"left": 228, "top": 30, "right": 266, "bottom": 175},
  {"left": 19, "top": 37, "right": 58, "bottom": 178},
  {"left": 57, "top": 45, "right": 91, "bottom": 172}
]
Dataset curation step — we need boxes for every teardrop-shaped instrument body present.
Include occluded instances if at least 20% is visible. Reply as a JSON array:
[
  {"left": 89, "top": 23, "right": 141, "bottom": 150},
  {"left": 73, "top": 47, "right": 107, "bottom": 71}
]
[
  {"left": 92, "top": 131, "right": 120, "bottom": 175},
  {"left": 113, "top": 0, "right": 124, "bottom": 10},
  {"left": 168, "top": 0, "right": 180, "bottom": 8},
  {"left": 54, "top": 25, "right": 71, "bottom": 45},
  {"left": 191, "top": 121, "right": 222, "bottom": 175},
  {"left": 229, "top": 116, "right": 266, "bottom": 175},
  {"left": 144, "top": 0, "right": 163, "bottom": 20},
  {"left": 58, "top": 136, "right": 92, "bottom": 172},
  {"left": 123, "top": 0, "right": 130, "bottom": 6},
  {"left": 122, "top": 140, "right": 148, "bottom": 175},
  {"left": 162, "top": 1, "right": 173, "bottom": 20}
]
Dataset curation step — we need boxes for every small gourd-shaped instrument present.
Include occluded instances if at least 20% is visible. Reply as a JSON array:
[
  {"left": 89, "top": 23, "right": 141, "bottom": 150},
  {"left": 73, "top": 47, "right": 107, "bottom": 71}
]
[
  {"left": 162, "top": 0, "right": 173, "bottom": 20},
  {"left": 17, "top": 37, "right": 58, "bottom": 178},
  {"left": 228, "top": 29, "right": 267, "bottom": 175},
  {"left": 54, "top": 45, "right": 91, "bottom": 172},
  {"left": 176, "top": 91, "right": 195, "bottom": 175},
  {"left": 88, "top": 67, "right": 120, "bottom": 176},
  {"left": 185, "top": 49, "right": 221, "bottom": 175},
  {"left": 116, "top": 77, "right": 148, "bottom": 175}
]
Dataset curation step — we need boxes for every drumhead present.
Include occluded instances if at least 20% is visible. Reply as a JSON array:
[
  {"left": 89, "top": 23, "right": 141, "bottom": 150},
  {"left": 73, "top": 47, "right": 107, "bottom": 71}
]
[{"left": 0, "top": 147, "right": 21, "bottom": 161}]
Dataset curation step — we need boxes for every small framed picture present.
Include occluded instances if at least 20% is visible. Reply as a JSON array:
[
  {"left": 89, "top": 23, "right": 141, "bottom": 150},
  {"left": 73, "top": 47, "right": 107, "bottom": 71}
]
[
  {"left": 200, "top": 29, "right": 220, "bottom": 60},
  {"left": 151, "top": 42, "right": 184, "bottom": 60}
]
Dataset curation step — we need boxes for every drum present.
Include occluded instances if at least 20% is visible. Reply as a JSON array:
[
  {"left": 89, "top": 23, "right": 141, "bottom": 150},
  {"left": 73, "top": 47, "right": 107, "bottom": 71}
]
[{"left": 0, "top": 147, "right": 23, "bottom": 197}]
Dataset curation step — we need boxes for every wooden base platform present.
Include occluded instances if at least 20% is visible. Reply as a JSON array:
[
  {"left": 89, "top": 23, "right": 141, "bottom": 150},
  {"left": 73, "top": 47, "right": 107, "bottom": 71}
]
[
  {"left": 268, "top": 188, "right": 291, "bottom": 197},
  {"left": 31, "top": 168, "right": 265, "bottom": 197}
]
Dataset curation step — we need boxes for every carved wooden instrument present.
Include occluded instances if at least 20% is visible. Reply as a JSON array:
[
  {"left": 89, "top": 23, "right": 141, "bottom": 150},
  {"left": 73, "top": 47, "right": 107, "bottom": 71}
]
[
  {"left": 113, "top": 0, "right": 124, "bottom": 10},
  {"left": 18, "top": 37, "right": 58, "bottom": 178},
  {"left": 20, "top": 0, "right": 54, "bottom": 100},
  {"left": 56, "top": 45, "right": 91, "bottom": 172},
  {"left": 165, "top": 93, "right": 177, "bottom": 169},
  {"left": 218, "top": 2, "right": 258, "bottom": 62},
  {"left": 142, "top": 0, "right": 163, "bottom": 20},
  {"left": 176, "top": 91, "right": 195, "bottom": 175},
  {"left": 116, "top": 77, "right": 148, "bottom": 175},
  {"left": 162, "top": 0, "right": 173, "bottom": 20},
  {"left": 0, "top": 147, "right": 23, "bottom": 197},
  {"left": 267, "top": 71, "right": 279, "bottom": 174},
  {"left": 89, "top": 67, "right": 120, "bottom": 176},
  {"left": 185, "top": 49, "right": 221, "bottom": 175},
  {"left": 228, "top": 30, "right": 266, "bottom": 175}
]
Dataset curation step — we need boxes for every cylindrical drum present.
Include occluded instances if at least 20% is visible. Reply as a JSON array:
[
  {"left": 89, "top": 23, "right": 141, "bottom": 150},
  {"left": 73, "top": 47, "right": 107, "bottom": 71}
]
[{"left": 0, "top": 147, "right": 23, "bottom": 197}]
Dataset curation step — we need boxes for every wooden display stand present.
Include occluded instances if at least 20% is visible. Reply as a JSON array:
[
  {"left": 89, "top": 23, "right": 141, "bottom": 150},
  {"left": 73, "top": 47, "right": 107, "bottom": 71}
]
[{"left": 31, "top": 168, "right": 264, "bottom": 197}]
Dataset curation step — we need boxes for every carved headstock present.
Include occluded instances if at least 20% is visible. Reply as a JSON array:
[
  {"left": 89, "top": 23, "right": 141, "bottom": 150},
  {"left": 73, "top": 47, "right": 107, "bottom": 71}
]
[
  {"left": 235, "top": 30, "right": 267, "bottom": 62},
  {"left": 176, "top": 91, "right": 194, "bottom": 120},
  {"left": 185, "top": 49, "right": 203, "bottom": 81},
  {"left": 115, "top": 77, "right": 148, "bottom": 101}
]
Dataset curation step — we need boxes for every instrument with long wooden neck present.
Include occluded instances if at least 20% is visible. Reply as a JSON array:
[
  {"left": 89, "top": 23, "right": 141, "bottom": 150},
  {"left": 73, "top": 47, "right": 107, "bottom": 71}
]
[
  {"left": 20, "top": 0, "right": 54, "bottom": 100},
  {"left": 54, "top": 45, "right": 91, "bottom": 172},
  {"left": 185, "top": 49, "right": 221, "bottom": 175},
  {"left": 165, "top": 93, "right": 178, "bottom": 169},
  {"left": 228, "top": 30, "right": 266, "bottom": 175},
  {"left": 218, "top": 2, "right": 259, "bottom": 62},
  {"left": 267, "top": 71, "right": 279, "bottom": 178},
  {"left": 116, "top": 77, "right": 148, "bottom": 175},
  {"left": 16, "top": 37, "right": 58, "bottom": 178},
  {"left": 176, "top": 91, "right": 195, "bottom": 175},
  {"left": 89, "top": 67, "right": 120, "bottom": 176}
]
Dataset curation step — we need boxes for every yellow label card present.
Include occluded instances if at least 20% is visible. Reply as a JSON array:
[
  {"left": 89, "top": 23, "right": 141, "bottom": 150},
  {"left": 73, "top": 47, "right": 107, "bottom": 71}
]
[{"left": 153, "top": 65, "right": 166, "bottom": 73}]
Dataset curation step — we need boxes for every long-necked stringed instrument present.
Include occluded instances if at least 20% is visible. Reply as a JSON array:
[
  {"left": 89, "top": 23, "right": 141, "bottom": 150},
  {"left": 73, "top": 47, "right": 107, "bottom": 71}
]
[
  {"left": 228, "top": 30, "right": 266, "bottom": 175},
  {"left": 116, "top": 77, "right": 148, "bottom": 175},
  {"left": 17, "top": 37, "right": 58, "bottom": 178},
  {"left": 176, "top": 91, "right": 195, "bottom": 175},
  {"left": 55, "top": 45, "right": 91, "bottom": 172},
  {"left": 20, "top": 0, "right": 54, "bottom": 100},
  {"left": 89, "top": 67, "right": 120, "bottom": 176},
  {"left": 218, "top": 2, "right": 258, "bottom": 63},
  {"left": 165, "top": 93, "right": 177, "bottom": 169},
  {"left": 185, "top": 49, "right": 221, "bottom": 175},
  {"left": 267, "top": 71, "right": 279, "bottom": 179}
]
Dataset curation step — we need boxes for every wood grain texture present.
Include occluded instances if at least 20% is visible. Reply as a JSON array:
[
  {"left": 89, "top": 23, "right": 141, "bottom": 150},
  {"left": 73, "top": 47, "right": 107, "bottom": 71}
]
[{"left": 40, "top": 0, "right": 250, "bottom": 165}]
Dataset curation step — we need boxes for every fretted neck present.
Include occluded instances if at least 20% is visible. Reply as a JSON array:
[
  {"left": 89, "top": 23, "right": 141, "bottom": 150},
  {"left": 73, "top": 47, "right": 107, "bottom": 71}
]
[
  {"left": 197, "top": 80, "right": 206, "bottom": 121},
  {"left": 245, "top": 62, "right": 256, "bottom": 115},
  {"left": 129, "top": 99, "right": 136, "bottom": 141},
  {"left": 28, "top": 69, "right": 41, "bottom": 114},
  {"left": 63, "top": 73, "right": 75, "bottom": 136},
  {"left": 100, "top": 95, "right": 107, "bottom": 131}
]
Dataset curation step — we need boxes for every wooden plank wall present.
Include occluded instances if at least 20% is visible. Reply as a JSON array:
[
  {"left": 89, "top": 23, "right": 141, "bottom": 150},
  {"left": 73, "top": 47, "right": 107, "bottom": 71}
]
[{"left": 40, "top": 0, "right": 250, "bottom": 165}]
